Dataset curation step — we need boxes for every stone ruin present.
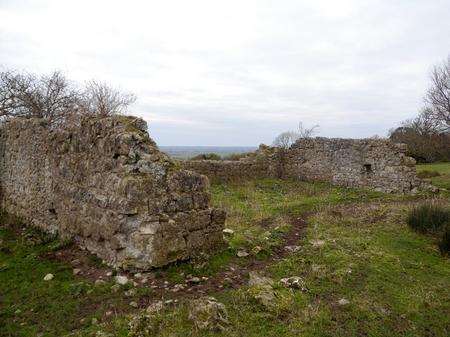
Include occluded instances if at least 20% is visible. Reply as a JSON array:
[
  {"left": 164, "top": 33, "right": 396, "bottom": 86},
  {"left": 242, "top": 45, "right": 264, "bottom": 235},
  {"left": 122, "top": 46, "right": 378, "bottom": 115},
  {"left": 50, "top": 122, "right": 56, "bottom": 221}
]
[
  {"left": 182, "top": 138, "right": 426, "bottom": 194},
  {"left": 0, "top": 116, "right": 225, "bottom": 270},
  {"left": 0, "top": 115, "right": 429, "bottom": 270}
]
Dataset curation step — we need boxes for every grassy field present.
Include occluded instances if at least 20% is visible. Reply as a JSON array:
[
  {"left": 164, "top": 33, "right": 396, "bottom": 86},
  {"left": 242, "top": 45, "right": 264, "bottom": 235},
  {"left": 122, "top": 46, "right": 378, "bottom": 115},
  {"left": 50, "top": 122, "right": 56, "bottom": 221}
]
[
  {"left": 1, "top": 168, "right": 449, "bottom": 337},
  {"left": 417, "top": 162, "right": 450, "bottom": 190}
]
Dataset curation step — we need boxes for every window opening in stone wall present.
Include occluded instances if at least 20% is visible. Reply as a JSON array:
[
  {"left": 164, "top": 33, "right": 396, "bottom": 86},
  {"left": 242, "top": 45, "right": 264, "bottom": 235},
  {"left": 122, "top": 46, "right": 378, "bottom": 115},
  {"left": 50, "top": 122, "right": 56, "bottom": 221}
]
[{"left": 364, "top": 164, "right": 373, "bottom": 173}]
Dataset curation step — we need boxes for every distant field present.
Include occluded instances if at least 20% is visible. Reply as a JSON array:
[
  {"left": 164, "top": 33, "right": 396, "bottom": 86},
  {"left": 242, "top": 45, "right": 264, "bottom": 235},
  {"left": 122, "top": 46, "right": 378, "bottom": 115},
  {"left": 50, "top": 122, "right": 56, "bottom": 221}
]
[
  {"left": 416, "top": 162, "right": 450, "bottom": 190},
  {"left": 159, "top": 146, "right": 257, "bottom": 159}
]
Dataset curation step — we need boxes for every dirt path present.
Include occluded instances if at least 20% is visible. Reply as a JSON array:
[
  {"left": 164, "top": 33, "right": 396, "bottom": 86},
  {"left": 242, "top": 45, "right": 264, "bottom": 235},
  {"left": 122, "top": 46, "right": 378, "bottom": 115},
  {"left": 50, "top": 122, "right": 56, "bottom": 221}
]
[{"left": 43, "top": 214, "right": 309, "bottom": 309}]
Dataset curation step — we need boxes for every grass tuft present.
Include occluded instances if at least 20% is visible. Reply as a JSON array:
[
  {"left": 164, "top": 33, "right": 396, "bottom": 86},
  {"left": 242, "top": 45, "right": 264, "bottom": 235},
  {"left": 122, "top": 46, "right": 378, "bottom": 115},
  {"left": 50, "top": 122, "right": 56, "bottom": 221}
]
[
  {"left": 406, "top": 202, "right": 450, "bottom": 233},
  {"left": 417, "top": 170, "right": 441, "bottom": 179},
  {"left": 439, "top": 226, "right": 450, "bottom": 255}
]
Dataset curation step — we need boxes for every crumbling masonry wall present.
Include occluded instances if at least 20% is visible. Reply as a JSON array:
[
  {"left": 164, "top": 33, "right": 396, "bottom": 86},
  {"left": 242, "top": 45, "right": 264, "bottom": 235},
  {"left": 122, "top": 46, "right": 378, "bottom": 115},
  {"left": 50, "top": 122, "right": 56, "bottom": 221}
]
[
  {"left": 0, "top": 116, "right": 225, "bottom": 270},
  {"left": 284, "top": 138, "right": 423, "bottom": 193},
  {"left": 181, "top": 139, "right": 424, "bottom": 193}
]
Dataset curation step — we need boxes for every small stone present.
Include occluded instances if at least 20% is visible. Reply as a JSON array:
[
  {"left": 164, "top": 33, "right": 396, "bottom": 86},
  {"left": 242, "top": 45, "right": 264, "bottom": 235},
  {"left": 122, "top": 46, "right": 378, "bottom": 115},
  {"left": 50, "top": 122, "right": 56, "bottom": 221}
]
[
  {"left": 146, "top": 301, "right": 163, "bottom": 314},
  {"left": 95, "top": 279, "right": 106, "bottom": 286},
  {"left": 237, "top": 250, "right": 249, "bottom": 258},
  {"left": 248, "top": 271, "right": 274, "bottom": 287},
  {"left": 187, "top": 277, "right": 201, "bottom": 284},
  {"left": 310, "top": 239, "right": 325, "bottom": 248},
  {"left": 280, "top": 276, "right": 307, "bottom": 291},
  {"left": 106, "top": 271, "right": 113, "bottom": 277},
  {"left": 129, "top": 301, "right": 138, "bottom": 308},
  {"left": 142, "top": 272, "right": 155, "bottom": 280},
  {"left": 134, "top": 272, "right": 142, "bottom": 278},
  {"left": 247, "top": 272, "right": 276, "bottom": 309},
  {"left": 222, "top": 228, "right": 234, "bottom": 235},
  {"left": 43, "top": 273, "right": 54, "bottom": 281},
  {"left": 128, "top": 312, "right": 158, "bottom": 336},
  {"left": 73, "top": 268, "right": 81, "bottom": 275},
  {"left": 124, "top": 289, "right": 136, "bottom": 297},
  {"left": 105, "top": 311, "right": 113, "bottom": 317},
  {"left": 284, "top": 245, "right": 301, "bottom": 253},
  {"left": 252, "top": 245, "right": 262, "bottom": 254},
  {"left": 115, "top": 275, "right": 128, "bottom": 285},
  {"left": 172, "top": 284, "right": 185, "bottom": 292},
  {"left": 338, "top": 298, "right": 350, "bottom": 306},
  {"left": 188, "top": 296, "right": 229, "bottom": 331},
  {"left": 311, "top": 264, "right": 322, "bottom": 272},
  {"left": 223, "top": 277, "right": 233, "bottom": 287}
]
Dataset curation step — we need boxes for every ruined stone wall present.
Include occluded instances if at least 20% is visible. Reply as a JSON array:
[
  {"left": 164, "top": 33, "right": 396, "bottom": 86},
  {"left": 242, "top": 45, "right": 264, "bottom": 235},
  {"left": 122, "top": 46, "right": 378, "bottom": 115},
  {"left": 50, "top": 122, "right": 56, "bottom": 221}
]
[
  {"left": 179, "top": 145, "right": 283, "bottom": 183},
  {"left": 0, "top": 116, "right": 225, "bottom": 270},
  {"left": 284, "top": 138, "right": 422, "bottom": 193},
  {"left": 181, "top": 139, "right": 424, "bottom": 193}
]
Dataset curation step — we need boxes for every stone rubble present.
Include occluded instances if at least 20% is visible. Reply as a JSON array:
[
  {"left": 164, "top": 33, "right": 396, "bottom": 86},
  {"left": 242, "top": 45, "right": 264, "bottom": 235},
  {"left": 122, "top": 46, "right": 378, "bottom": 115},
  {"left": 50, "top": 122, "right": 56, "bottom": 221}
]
[
  {"left": 115, "top": 275, "right": 129, "bottom": 285},
  {"left": 188, "top": 296, "right": 229, "bottom": 331},
  {"left": 280, "top": 276, "right": 307, "bottom": 291}
]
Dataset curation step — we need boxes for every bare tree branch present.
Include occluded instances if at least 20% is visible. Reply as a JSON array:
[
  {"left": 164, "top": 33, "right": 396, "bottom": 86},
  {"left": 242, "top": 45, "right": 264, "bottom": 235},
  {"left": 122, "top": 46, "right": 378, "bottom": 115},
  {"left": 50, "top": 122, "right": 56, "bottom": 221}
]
[
  {"left": 80, "top": 81, "right": 136, "bottom": 116},
  {"left": 0, "top": 70, "right": 137, "bottom": 126},
  {"left": 424, "top": 56, "right": 450, "bottom": 131},
  {"left": 273, "top": 121, "right": 320, "bottom": 149}
]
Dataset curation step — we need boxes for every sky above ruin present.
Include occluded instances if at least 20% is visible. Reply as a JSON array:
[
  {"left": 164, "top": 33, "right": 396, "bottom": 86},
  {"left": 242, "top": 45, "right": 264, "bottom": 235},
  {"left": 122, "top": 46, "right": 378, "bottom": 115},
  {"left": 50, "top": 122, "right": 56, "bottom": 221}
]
[{"left": 1, "top": 0, "right": 450, "bottom": 146}]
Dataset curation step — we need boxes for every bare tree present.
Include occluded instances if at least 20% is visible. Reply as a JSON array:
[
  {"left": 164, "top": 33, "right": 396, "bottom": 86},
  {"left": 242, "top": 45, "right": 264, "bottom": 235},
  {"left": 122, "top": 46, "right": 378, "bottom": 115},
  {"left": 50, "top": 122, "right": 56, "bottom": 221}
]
[
  {"left": 273, "top": 121, "right": 320, "bottom": 149},
  {"left": 297, "top": 122, "right": 319, "bottom": 138},
  {"left": 272, "top": 131, "right": 300, "bottom": 149},
  {"left": 0, "top": 70, "right": 79, "bottom": 122},
  {"left": 1, "top": 70, "right": 137, "bottom": 126},
  {"left": 81, "top": 81, "right": 136, "bottom": 116},
  {"left": 425, "top": 56, "right": 450, "bottom": 131}
]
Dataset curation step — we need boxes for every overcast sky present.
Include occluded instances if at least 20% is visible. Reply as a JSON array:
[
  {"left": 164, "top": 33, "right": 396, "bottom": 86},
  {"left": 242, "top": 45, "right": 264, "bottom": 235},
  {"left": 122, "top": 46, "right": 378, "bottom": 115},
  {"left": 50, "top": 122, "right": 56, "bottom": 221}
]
[{"left": 1, "top": 0, "right": 449, "bottom": 145}]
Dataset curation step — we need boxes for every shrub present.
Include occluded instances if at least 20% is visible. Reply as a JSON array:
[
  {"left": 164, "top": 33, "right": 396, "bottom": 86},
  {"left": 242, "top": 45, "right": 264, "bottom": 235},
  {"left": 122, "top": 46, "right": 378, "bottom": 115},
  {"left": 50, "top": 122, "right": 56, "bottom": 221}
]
[
  {"left": 417, "top": 170, "right": 441, "bottom": 179},
  {"left": 439, "top": 226, "right": 450, "bottom": 255},
  {"left": 222, "top": 152, "right": 250, "bottom": 161},
  {"left": 190, "top": 153, "right": 222, "bottom": 161},
  {"left": 407, "top": 203, "right": 450, "bottom": 233}
]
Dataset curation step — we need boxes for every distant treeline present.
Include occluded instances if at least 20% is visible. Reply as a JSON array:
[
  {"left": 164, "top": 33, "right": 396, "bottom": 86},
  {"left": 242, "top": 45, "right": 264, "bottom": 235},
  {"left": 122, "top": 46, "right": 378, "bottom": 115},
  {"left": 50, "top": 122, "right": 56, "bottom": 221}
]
[
  {"left": 389, "top": 56, "right": 450, "bottom": 163},
  {"left": 189, "top": 152, "right": 252, "bottom": 161}
]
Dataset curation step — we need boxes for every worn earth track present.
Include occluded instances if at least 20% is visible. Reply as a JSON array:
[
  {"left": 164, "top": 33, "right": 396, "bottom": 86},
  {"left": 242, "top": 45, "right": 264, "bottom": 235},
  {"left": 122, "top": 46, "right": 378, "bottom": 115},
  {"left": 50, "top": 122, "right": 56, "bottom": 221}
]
[{"left": 42, "top": 214, "right": 309, "bottom": 311}]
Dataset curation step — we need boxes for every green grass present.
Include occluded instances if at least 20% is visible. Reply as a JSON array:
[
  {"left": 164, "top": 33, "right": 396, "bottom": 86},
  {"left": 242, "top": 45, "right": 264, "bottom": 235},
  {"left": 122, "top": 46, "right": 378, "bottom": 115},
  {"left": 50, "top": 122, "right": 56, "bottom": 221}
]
[
  {"left": 0, "top": 215, "right": 134, "bottom": 337},
  {"left": 95, "top": 198, "right": 450, "bottom": 337},
  {"left": 1, "top": 179, "right": 449, "bottom": 337},
  {"left": 417, "top": 162, "right": 450, "bottom": 190}
]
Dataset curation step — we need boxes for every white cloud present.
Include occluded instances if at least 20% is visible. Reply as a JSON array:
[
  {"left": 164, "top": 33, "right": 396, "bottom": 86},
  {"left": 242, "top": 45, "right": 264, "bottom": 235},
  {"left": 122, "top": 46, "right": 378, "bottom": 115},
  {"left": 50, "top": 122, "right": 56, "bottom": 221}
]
[{"left": 1, "top": 0, "right": 449, "bottom": 145}]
